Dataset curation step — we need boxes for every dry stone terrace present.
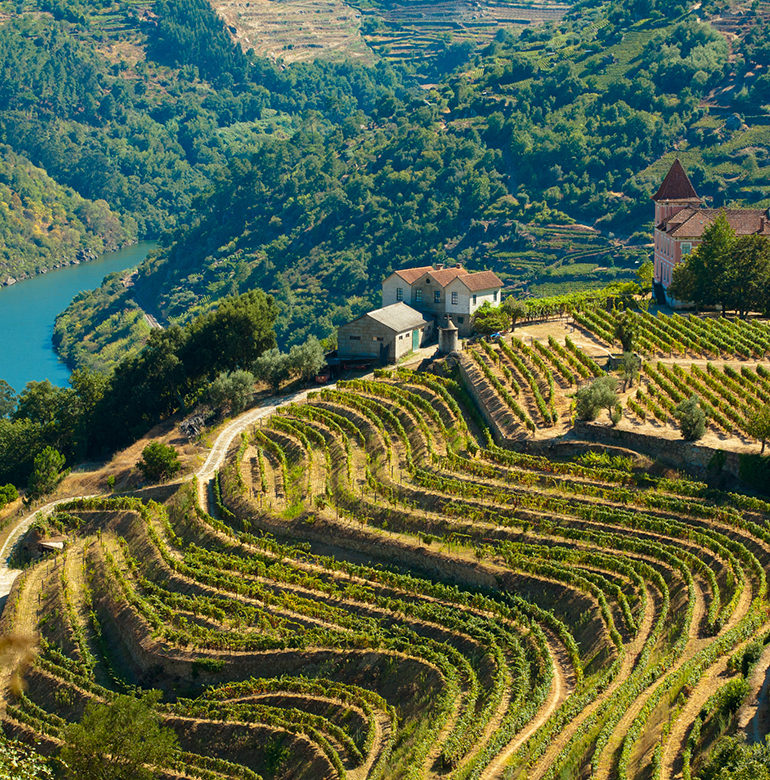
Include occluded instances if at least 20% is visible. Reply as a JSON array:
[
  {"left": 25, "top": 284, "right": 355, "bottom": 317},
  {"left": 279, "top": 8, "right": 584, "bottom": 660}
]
[{"left": 2, "top": 330, "right": 770, "bottom": 778}]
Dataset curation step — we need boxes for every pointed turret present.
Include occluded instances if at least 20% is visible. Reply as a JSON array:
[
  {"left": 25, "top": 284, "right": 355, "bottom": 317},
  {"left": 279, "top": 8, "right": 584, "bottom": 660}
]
[{"left": 652, "top": 159, "right": 702, "bottom": 203}]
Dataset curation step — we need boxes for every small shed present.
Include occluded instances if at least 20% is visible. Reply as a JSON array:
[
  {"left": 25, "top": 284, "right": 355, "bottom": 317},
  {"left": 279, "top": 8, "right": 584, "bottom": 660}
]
[
  {"left": 23, "top": 531, "right": 67, "bottom": 561},
  {"left": 338, "top": 303, "right": 432, "bottom": 364}
]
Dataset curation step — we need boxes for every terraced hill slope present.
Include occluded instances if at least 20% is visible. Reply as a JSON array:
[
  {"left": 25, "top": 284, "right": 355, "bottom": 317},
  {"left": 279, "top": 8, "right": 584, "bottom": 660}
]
[
  {"left": 210, "top": 0, "right": 374, "bottom": 63},
  {"left": 3, "top": 343, "right": 770, "bottom": 777}
]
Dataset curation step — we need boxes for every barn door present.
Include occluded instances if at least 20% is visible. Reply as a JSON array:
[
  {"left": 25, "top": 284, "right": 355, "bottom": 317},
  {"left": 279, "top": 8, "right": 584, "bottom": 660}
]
[{"left": 412, "top": 328, "right": 419, "bottom": 351}]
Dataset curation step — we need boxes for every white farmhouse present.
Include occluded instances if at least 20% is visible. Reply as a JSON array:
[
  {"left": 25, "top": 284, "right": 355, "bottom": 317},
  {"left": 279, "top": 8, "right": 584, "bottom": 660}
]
[{"left": 382, "top": 263, "right": 504, "bottom": 337}]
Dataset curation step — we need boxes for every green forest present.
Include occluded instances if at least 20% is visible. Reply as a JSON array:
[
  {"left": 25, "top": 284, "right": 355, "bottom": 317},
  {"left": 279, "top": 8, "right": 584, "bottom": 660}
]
[{"left": 0, "top": 146, "right": 134, "bottom": 280}]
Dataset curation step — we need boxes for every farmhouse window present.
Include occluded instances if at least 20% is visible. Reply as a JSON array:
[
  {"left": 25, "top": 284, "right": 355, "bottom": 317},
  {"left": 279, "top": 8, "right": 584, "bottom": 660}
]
[
  {"left": 434, "top": 290, "right": 441, "bottom": 303},
  {"left": 451, "top": 291, "right": 458, "bottom": 305},
  {"left": 472, "top": 294, "right": 477, "bottom": 305},
  {"left": 493, "top": 291, "right": 498, "bottom": 301},
  {"left": 396, "top": 287, "right": 403, "bottom": 301},
  {"left": 415, "top": 289, "right": 423, "bottom": 303},
  {"left": 681, "top": 243, "right": 692, "bottom": 255},
  {"left": 373, "top": 336, "right": 384, "bottom": 342}
]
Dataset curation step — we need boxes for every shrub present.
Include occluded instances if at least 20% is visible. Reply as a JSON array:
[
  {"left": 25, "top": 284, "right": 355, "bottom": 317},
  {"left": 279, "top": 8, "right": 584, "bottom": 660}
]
[
  {"left": 673, "top": 395, "right": 706, "bottom": 441},
  {"left": 0, "top": 484, "right": 18, "bottom": 509},
  {"left": 137, "top": 442, "right": 181, "bottom": 483}
]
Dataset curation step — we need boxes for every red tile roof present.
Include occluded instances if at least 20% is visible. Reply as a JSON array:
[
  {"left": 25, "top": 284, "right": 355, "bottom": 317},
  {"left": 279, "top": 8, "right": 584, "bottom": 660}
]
[
  {"left": 390, "top": 264, "right": 503, "bottom": 291},
  {"left": 393, "top": 266, "right": 434, "bottom": 284},
  {"left": 458, "top": 270, "right": 504, "bottom": 291},
  {"left": 665, "top": 208, "right": 770, "bottom": 238},
  {"left": 652, "top": 159, "right": 702, "bottom": 203},
  {"left": 425, "top": 267, "right": 468, "bottom": 286}
]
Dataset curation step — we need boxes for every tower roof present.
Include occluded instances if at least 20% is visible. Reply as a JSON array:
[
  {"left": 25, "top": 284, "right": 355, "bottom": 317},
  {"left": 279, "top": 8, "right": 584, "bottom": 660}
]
[{"left": 652, "top": 159, "right": 702, "bottom": 202}]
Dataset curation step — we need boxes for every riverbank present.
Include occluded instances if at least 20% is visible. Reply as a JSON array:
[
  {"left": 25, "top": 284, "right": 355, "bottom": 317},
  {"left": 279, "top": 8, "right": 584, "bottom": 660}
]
[
  {"left": 1, "top": 248, "right": 101, "bottom": 287},
  {"left": 0, "top": 242, "right": 156, "bottom": 392}
]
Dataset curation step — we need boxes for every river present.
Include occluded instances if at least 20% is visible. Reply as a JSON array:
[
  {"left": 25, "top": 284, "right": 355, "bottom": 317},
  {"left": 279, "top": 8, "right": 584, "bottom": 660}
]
[{"left": 0, "top": 242, "right": 156, "bottom": 393}]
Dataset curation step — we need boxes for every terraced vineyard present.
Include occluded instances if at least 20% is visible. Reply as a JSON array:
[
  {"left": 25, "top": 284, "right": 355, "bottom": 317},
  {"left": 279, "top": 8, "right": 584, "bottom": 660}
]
[
  {"left": 571, "top": 308, "right": 770, "bottom": 439},
  {"left": 4, "top": 361, "right": 770, "bottom": 778},
  {"left": 361, "top": 0, "right": 570, "bottom": 65},
  {"left": 493, "top": 225, "right": 645, "bottom": 298},
  {"left": 573, "top": 309, "right": 770, "bottom": 362},
  {"left": 463, "top": 333, "right": 604, "bottom": 435}
]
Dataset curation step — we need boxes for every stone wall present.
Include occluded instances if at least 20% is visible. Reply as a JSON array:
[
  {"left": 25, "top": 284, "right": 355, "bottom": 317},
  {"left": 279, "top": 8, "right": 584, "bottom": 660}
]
[
  {"left": 456, "top": 352, "right": 520, "bottom": 442},
  {"left": 573, "top": 421, "right": 742, "bottom": 478}
]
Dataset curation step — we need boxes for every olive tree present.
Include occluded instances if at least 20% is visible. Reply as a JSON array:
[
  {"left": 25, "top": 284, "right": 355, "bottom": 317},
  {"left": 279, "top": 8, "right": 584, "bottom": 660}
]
[
  {"left": 673, "top": 395, "right": 706, "bottom": 441},
  {"left": 575, "top": 375, "right": 619, "bottom": 423}
]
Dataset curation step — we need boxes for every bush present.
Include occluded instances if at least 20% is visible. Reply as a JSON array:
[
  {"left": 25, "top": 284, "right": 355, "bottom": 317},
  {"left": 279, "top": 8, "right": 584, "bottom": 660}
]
[
  {"left": 673, "top": 395, "right": 706, "bottom": 441},
  {"left": 575, "top": 375, "right": 619, "bottom": 421},
  {"left": 137, "top": 442, "right": 181, "bottom": 483},
  {"left": 0, "top": 484, "right": 18, "bottom": 509},
  {"left": 27, "top": 447, "right": 68, "bottom": 500},
  {"left": 472, "top": 302, "right": 509, "bottom": 335}
]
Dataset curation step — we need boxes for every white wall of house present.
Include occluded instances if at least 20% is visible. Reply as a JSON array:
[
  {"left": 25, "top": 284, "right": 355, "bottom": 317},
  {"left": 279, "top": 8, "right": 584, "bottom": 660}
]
[
  {"left": 382, "top": 276, "right": 411, "bottom": 307},
  {"left": 444, "top": 279, "right": 500, "bottom": 316}
]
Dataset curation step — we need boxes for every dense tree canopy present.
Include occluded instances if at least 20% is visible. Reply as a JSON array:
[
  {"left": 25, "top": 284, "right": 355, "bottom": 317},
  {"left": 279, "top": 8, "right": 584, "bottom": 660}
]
[
  {"left": 0, "top": 290, "right": 277, "bottom": 486},
  {"left": 670, "top": 213, "right": 770, "bottom": 314}
]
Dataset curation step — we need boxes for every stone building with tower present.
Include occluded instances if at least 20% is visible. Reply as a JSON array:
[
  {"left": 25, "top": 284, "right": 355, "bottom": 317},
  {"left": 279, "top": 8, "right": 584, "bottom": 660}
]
[
  {"left": 653, "top": 159, "right": 770, "bottom": 305},
  {"left": 336, "top": 263, "right": 504, "bottom": 364}
]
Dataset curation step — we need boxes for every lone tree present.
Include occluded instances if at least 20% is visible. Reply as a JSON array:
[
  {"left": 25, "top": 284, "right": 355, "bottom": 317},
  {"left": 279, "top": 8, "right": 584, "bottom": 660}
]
[
  {"left": 502, "top": 297, "right": 528, "bottom": 329},
  {"left": 61, "top": 691, "right": 178, "bottom": 780},
  {"left": 575, "top": 375, "right": 619, "bottom": 423},
  {"left": 746, "top": 406, "right": 770, "bottom": 454},
  {"left": 673, "top": 395, "right": 706, "bottom": 441},
  {"left": 137, "top": 442, "right": 181, "bottom": 483},
  {"left": 613, "top": 309, "right": 638, "bottom": 353},
  {"left": 619, "top": 351, "right": 641, "bottom": 390},
  {"left": 207, "top": 370, "right": 255, "bottom": 416},
  {"left": 27, "top": 447, "right": 68, "bottom": 499}
]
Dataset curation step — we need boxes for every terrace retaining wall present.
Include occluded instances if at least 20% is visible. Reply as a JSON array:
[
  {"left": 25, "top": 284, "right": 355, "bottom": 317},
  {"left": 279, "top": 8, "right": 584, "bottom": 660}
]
[{"left": 572, "top": 422, "right": 742, "bottom": 479}]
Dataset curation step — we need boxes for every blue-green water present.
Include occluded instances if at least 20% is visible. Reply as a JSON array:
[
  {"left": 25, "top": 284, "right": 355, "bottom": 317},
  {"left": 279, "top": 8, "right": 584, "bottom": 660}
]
[{"left": 0, "top": 242, "right": 155, "bottom": 392}]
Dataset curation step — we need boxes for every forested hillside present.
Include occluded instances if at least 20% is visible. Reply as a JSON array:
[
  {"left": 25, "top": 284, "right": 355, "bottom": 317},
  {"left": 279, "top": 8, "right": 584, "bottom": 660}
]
[
  {"left": 53, "top": 0, "right": 770, "bottom": 368},
  {"left": 0, "top": 145, "right": 134, "bottom": 281},
  {"left": 0, "top": 0, "right": 408, "bottom": 274},
  {"left": 0, "top": 0, "right": 768, "bottom": 367}
]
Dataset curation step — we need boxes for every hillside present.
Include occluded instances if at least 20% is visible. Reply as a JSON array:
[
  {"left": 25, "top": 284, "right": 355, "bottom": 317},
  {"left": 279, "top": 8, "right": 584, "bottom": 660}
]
[
  {"left": 3, "top": 328, "right": 770, "bottom": 777},
  {"left": 0, "top": 146, "right": 135, "bottom": 283},
  {"left": 0, "top": 0, "right": 412, "bottom": 278},
  {"left": 52, "top": 0, "right": 770, "bottom": 370}
]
